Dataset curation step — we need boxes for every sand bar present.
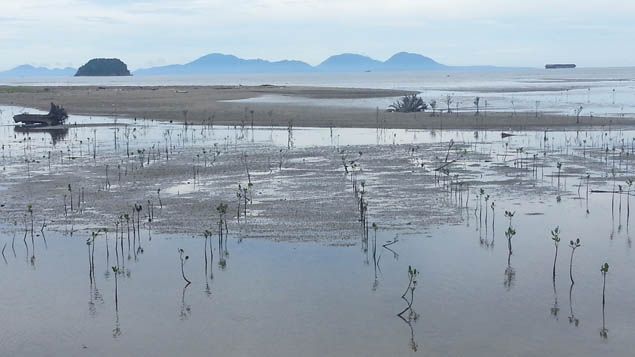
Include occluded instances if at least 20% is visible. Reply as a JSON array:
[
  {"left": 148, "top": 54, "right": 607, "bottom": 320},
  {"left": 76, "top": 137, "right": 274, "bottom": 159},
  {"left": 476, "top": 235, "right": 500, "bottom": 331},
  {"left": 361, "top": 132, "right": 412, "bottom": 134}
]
[{"left": 1, "top": 85, "right": 634, "bottom": 130}]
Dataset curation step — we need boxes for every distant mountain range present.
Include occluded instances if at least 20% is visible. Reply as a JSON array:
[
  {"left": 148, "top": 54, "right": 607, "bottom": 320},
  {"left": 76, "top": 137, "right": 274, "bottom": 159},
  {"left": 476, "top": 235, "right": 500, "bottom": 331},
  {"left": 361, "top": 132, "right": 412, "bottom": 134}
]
[
  {"left": 0, "top": 64, "right": 76, "bottom": 77},
  {"left": 134, "top": 53, "right": 314, "bottom": 75},
  {"left": 0, "top": 52, "right": 519, "bottom": 77},
  {"left": 136, "top": 52, "right": 448, "bottom": 75}
]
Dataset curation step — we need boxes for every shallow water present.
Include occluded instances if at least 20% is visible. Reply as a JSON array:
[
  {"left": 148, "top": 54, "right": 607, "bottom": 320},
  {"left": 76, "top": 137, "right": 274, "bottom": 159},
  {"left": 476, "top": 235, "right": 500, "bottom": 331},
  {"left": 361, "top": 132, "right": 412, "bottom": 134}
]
[
  {"left": 1, "top": 189, "right": 634, "bottom": 356},
  {"left": 2, "top": 106, "right": 635, "bottom": 356}
]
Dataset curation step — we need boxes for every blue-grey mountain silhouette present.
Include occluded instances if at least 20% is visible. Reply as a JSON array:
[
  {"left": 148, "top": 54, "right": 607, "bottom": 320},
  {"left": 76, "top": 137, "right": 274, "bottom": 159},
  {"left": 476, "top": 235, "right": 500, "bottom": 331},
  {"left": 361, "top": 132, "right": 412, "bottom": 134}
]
[
  {"left": 0, "top": 64, "right": 76, "bottom": 77},
  {"left": 134, "top": 53, "right": 313, "bottom": 75},
  {"left": 316, "top": 53, "right": 383, "bottom": 71}
]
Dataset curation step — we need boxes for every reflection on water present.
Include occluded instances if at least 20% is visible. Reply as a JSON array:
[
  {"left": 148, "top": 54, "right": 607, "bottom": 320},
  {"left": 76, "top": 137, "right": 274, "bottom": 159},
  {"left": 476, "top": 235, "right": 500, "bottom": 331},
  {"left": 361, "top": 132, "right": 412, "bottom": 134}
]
[
  {"left": 14, "top": 126, "right": 69, "bottom": 145},
  {"left": 1, "top": 179, "right": 635, "bottom": 355}
]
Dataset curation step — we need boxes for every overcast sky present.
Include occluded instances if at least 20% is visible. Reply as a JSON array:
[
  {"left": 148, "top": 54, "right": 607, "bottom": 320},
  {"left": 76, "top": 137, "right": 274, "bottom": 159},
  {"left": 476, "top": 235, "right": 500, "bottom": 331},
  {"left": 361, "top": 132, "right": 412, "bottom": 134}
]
[{"left": 1, "top": 0, "right": 634, "bottom": 70}]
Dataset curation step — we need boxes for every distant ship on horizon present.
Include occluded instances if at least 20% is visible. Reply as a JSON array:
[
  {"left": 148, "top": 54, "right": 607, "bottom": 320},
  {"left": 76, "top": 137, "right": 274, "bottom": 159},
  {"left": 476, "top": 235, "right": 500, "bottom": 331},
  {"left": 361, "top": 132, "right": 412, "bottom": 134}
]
[{"left": 545, "top": 63, "right": 576, "bottom": 69}]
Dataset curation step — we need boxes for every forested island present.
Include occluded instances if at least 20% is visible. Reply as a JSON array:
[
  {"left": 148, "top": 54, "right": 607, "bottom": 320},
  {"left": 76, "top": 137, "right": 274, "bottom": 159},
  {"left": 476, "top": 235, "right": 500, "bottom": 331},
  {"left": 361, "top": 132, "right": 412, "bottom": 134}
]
[{"left": 74, "top": 58, "right": 131, "bottom": 76}]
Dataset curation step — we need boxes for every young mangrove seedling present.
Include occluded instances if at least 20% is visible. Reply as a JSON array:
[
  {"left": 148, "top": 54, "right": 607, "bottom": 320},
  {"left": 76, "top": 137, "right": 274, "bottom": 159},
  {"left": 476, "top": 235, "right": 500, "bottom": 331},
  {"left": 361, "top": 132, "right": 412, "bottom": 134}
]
[
  {"left": 134, "top": 204, "right": 143, "bottom": 238},
  {"left": 178, "top": 248, "right": 191, "bottom": 284},
  {"left": 87, "top": 238, "right": 94, "bottom": 284},
  {"left": 217, "top": 202, "right": 228, "bottom": 240},
  {"left": 490, "top": 201, "right": 496, "bottom": 242},
  {"left": 505, "top": 226, "right": 517, "bottom": 256},
  {"left": 568, "top": 238, "right": 581, "bottom": 284},
  {"left": 27, "top": 204, "right": 34, "bottom": 238},
  {"left": 600, "top": 262, "right": 609, "bottom": 305},
  {"left": 398, "top": 265, "right": 419, "bottom": 318},
  {"left": 236, "top": 184, "right": 243, "bottom": 222},
  {"left": 551, "top": 226, "right": 561, "bottom": 280},
  {"left": 112, "top": 266, "right": 119, "bottom": 311},
  {"left": 626, "top": 179, "right": 632, "bottom": 228},
  {"left": 504, "top": 210, "right": 515, "bottom": 227},
  {"left": 68, "top": 184, "right": 73, "bottom": 212},
  {"left": 600, "top": 262, "right": 609, "bottom": 339},
  {"left": 157, "top": 188, "right": 163, "bottom": 209},
  {"left": 203, "top": 229, "right": 212, "bottom": 276}
]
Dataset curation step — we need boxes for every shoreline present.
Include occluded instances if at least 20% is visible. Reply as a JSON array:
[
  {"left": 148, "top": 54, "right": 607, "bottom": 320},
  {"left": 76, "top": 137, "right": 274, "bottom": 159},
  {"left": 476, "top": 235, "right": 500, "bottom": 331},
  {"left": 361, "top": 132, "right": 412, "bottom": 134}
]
[{"left": 2, "top": 85, "right": 635, "bottom": 131}]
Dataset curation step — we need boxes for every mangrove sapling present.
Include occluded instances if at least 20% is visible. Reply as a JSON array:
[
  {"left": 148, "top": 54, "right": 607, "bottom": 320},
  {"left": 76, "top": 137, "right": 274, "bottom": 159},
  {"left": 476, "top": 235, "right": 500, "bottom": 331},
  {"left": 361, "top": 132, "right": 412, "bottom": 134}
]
[
  {"left": 157, "top": 188, "right": 162, "bottom": 209},
  {"left": 287, "top": 120, "right": 294, "bottom": 149},
  {"left": 27, "top": 204, "right": 34, "bottom": 240},
  {"left": 134, "top": 204, "right": 143, "bottom": 241},
  {"left": 40, "top": 220, "right": 47, "bottom": 248},
  {"left": 236, "top": 185, "right": 243, "bottom": 222},
  {"left": 203, "top": 230, "right": 213, "bottom": 276},
  {"left": 619, "top": 185, "right": 623, "bottom": 231},
  {"left": 445, "top": 94, "right": 454, "bottom": 114},
  {"left": 474, "top": 97, "right": 480, "bottom": 115},
  {"left": 568, "top": 238, "right": 581, "bottom": 284},
  {"left": 243, "top": 185, "right": 249, "bottom": 218},
  {"left": 178, "top": 248, "right": 191, "bottom": 284},
  {"left": 478, "top": 189, "right": 484, "bottom": 231},
  {"left": 396, "top": 265, "right": 421, "bottom": 350},
  {"left": 574, "top": 105, "right": 583, "bottom": 124},
  {"left": 87, "top": 239, "right": 94, "bottom": 284},
  {"left": 372, "top": 223, "right": 378, "bottom": 264},
  {"left": 600, "top": 262, "right": 609, "bottom": 305},
  {"left": 627, "top": 179, "right": 632, "bottom": 228},
  {"left": 398, "top": 266, "right": 419, "bottom": 317},
  {"left": 600, "top": 262, "right": 609, "bottom": 339},
  {"left": 217, "top": 202, "right": 229, "bottom": 240},
  {"left": 484, "top": 194, "right": 490, "bottom": 235},
  {"left": 505, "top": 226, "right": 517, "bottom": 256},
  {"left": 68, "top": 184, "right": 73, "bottom": 212},
  {"left": 504, "top": 210, "right": 515, "bottom": 227},
  {"left": 490, "top": 201, "right": 496, "bottom": 244},
  {"left": 11, "top": 220, "right": 16, "bottom": 257},
  {"left": 112, "top": 266, "right": 119, "bottom": 311},
  {"left": 551, "top": 227, "right": 561, "bottom": 280},
  {"left": 586, "top": 174, "right": 591, "bottom": 214}
]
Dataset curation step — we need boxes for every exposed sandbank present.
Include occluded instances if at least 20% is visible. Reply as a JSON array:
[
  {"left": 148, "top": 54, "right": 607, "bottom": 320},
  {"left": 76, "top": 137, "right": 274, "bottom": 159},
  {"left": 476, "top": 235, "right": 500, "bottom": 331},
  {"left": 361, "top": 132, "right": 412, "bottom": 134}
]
[{"left": 1, "top": 85, "right": 634, "bottom": 130}]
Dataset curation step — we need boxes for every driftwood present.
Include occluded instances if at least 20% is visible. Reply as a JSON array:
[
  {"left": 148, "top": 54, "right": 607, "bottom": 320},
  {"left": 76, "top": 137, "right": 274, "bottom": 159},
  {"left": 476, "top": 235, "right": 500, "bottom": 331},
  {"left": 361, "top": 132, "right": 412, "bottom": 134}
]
[{"left": 13, "top": 102, "right": 68, "bottom": 126}]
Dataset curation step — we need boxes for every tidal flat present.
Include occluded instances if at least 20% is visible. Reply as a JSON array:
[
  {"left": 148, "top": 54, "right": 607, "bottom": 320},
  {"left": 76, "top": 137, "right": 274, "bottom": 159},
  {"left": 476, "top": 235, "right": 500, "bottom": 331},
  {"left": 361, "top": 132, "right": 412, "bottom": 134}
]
[{"left": 1, "top": 104, "right": 635, "bottom": 356}]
